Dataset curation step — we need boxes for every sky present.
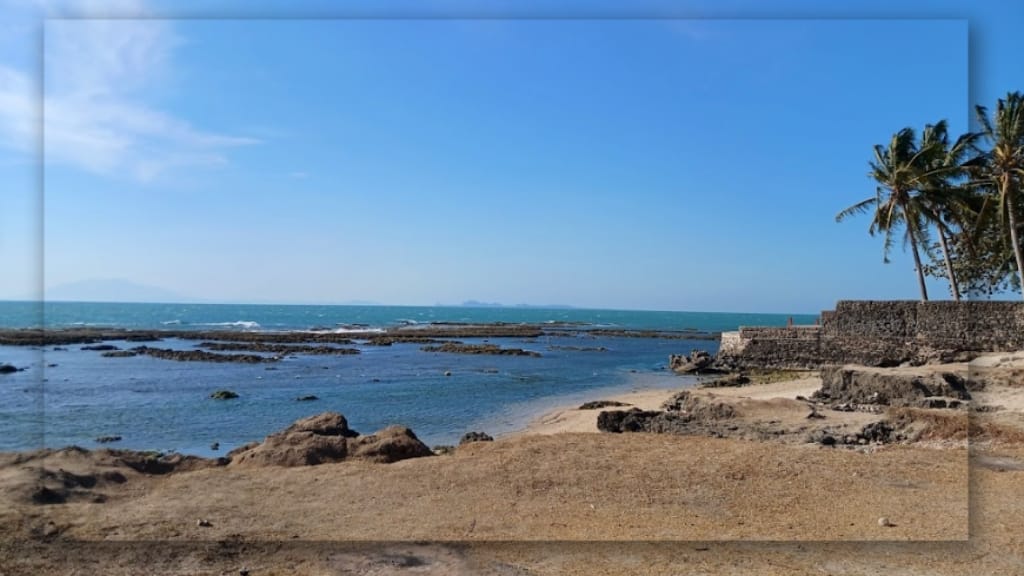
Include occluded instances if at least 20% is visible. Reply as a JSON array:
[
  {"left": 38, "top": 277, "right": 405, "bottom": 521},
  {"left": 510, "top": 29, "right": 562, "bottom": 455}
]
[{"left": 0, "top": 0, "right": 1022, "bottom": 313}]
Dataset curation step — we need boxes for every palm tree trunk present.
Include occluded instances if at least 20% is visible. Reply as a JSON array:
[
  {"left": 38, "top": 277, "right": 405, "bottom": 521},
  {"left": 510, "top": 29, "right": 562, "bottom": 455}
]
[
  {"left": 938, "top": 229, "right": 961, "bottom": 301},
  {"left": 908, "top": 232, "right": 929, "bottom": 301},
  {"left": 901, "top": 198, "right": 929, "bottom": 301},
  {"left": 1005, "top": 177, "right": 1024, "bottom": 301}
]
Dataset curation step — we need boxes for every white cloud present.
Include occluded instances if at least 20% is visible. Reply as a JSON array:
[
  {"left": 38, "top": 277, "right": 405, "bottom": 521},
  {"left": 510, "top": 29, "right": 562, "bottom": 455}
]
[{"left": 0, "top": 0, "right": 258, "bottom": 182}]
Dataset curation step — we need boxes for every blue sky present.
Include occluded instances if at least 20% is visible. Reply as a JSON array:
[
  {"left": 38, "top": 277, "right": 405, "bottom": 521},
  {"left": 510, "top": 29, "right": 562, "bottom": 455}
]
[{"left": 0, "top": 1, "right": 1021, "bottom": 313}]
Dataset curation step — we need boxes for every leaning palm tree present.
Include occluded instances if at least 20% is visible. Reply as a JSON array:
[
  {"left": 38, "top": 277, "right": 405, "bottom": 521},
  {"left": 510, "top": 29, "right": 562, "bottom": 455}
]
[
  {"left": 971, "top": 92, "right": 1024, "bottom": 300},
  {"left": 838, "top": 125, "right": 950, "bottom": 301},
  {"left": 913, "top": 121, "right": 980, "bottom": 301}
]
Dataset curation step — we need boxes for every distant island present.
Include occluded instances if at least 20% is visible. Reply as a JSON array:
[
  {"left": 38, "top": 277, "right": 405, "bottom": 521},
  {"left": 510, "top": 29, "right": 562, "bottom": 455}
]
[{"left": 457, "top": 300, "right": 576, "bottom": 309}]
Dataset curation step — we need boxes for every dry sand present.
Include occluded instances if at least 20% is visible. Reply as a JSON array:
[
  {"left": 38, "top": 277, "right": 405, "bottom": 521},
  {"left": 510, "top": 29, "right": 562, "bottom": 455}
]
[{"left": 3, "top": 355, "right": 1024, "bottom": 575}]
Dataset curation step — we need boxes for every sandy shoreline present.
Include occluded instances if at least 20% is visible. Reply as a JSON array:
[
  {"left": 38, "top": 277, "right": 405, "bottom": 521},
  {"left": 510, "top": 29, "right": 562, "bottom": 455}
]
[
  {"left": 3, "top": 354, "right": 1023, "bottom": 574},
  {"left": 514, "top": 374, "right": 823, "bottom": 436}
]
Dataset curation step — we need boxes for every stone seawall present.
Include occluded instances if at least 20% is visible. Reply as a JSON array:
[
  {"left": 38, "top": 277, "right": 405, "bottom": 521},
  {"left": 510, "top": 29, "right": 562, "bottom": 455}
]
[{"left": 718, "top": 301, "right": 1024, "bottom": 369}]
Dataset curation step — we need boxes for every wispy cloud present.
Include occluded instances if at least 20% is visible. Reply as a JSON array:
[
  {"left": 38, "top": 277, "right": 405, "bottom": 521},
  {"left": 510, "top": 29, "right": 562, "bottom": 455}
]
[
  {"left": 0, "top": 0, "right": 258, "bottom": 182},
  {"left": 289, "top": 171, "right": 308, "bottom": 179}
]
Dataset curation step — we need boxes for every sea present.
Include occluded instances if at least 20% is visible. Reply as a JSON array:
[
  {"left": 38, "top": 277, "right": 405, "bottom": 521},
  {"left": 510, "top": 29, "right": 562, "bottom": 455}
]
[{"left": 0, "top": 301, "right": 818, "bottom": 457}]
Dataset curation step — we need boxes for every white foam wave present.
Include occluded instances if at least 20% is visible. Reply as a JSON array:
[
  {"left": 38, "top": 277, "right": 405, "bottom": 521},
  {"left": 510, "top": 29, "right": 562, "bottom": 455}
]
[
  {"left": 198, "top": 321, "right": 261, "bottom": 329},
  {"left": 161, "top": 319, "right": 183, "bottom": 325}
]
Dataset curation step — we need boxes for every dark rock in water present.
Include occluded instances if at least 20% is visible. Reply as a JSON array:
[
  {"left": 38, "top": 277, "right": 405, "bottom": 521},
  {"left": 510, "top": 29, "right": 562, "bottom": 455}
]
[
  {"left": 133, "top": 346, "right": 275, "bottom": 364},
  {"left": 421, "top": 343, "right": 541, "bottom": 357},
  {"left": 459, "top": 431, "right": 494, "bottom": 445},
  {"left": 95, "top": 435, "right": 122, "bottom": 444},
  {"left": 81, "top": 344, "right": 120, "bottom": 351},
  {"left": 579, "top": 400, "right": 632, "bottom": 410},
  {"left": 210, "top": 442, "right": 220, "bottom": 451},
  {"left": 228, "top": 412, "right": 431, "bottom": 467},
  {"left": 210, "top": 390, "right": 239, "bottom": 400},
  {"left": 101, "top": 350, "right": 138, "bottom": 358},
  {"left": 0, "top": 363, "right": 20, "bottom": 374},
  {"left": 296, "top": 395, "right": 319, "bottom": 401},
  {"left": 199, "top": 341, "right": 360, "bottom": 356},
  {"left": 47, "top": 363, "right": 58, "bottom": 368}
]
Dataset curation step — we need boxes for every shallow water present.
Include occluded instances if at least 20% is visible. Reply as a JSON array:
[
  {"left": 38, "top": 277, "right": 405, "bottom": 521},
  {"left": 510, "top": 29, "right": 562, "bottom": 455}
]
[{"left": 0, "top": 303, "right": 813, "bottom": 456}]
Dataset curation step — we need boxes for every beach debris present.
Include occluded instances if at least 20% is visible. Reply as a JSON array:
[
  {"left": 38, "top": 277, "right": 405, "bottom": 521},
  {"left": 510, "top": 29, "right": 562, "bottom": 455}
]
[
  {"left": 806, "top": 409, "right": 825, "bottom": 419},
  {"left": 878, "top": 517, "right": 893, "bottom": 527},
  {"left": 197, "top": 519, "right": 212, "bottom": 527},
  {"left": 239, "top": 568, "right": 250, "bottom": 576},
  {"left": 210, "top": 390, "right": 239, "bottom": 400},
  {"left": 95, "top": 435, "right": 122, "bottom": 443},
  {"left": 432, "top": 445, "right": 456, "bottom": 455},
  {"left": 459, "top": 431, "right": 494, "bottom": 445}
]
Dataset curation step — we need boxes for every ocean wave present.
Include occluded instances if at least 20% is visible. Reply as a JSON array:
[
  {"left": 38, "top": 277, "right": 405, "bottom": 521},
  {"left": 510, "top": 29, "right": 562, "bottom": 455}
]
[
  {"left": 329, "top": 327, "right": 385, "bottom": 334},
  {"left": 197, "top": 321, "right": 261, "bottom": 329},
  {"left": 161, "top": 319, "right": 183, "bottom": 325}
]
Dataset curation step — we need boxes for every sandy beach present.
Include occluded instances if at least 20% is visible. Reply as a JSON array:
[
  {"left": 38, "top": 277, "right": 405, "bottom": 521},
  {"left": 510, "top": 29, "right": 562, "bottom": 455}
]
[{"left": 3, "top": 353, "right": 1023, "bottom": 574}]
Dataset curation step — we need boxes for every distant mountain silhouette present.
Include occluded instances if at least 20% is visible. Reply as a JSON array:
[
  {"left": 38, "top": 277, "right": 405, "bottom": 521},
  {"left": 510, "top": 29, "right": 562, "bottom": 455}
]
[
  {"left": 45, "top": 279, "right": 198, "bottom": 303},
  {"left": 458, "top": 300, "right": 575, "bottom": 309}
]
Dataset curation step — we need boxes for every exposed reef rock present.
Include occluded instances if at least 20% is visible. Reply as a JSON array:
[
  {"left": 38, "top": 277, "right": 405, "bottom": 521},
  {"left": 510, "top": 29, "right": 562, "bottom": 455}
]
[
  {"left": 669, "top": 350, "right": 725, "bottom": 374},
  {"left": 698, "top": 373, "right": 751, "bottom": 388},
  {"left": 459, "top": 431, "right": 494, "bottom": 445},
  {"left": 228, "top": 412, "right": 432, "bottom": 467},
  {"left": 814, "top": 367, "right": 971, "bottom": 409},
  {"left": 198, "top": 342, "right": 360, "bottom": 355},
  {"left": 421, "top": 343, "right": 541, "bottom": 357},
  {"left": 130, "top": 346, "right": 275, "bottom": 364},
  {"left": 209, "top": 390, "right": 239, "bottom": 400}
]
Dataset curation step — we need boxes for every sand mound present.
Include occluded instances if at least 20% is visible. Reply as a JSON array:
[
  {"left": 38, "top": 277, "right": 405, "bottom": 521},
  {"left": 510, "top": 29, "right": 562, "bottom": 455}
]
[{"left": 228, "top": 412, "right": 433, "bottom": 467}]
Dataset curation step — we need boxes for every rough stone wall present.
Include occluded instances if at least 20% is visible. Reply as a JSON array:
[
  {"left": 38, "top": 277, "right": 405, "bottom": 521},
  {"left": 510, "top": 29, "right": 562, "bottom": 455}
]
[{"left": 719, "top": 300, "right": 1024, "bottom": 369}]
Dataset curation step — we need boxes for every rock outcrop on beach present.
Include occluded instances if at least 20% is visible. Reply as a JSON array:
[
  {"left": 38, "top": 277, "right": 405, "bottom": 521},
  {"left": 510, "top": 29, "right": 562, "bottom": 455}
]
[
  {"left": 459, "top": 431, "right": 494, "bottom": 445},
  {"left": 227, "top": 412, "right": 432, "bottom": 467},
  {"left": 668, "top": 350, "right": 723, "bottom": 374},
  {"left": 814, "top": 367, "right": 972, "bottom": 409}
]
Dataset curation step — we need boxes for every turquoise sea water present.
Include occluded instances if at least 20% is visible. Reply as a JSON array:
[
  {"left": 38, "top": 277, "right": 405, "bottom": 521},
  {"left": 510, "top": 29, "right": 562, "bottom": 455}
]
[
  {"left": 0, "top": 301, "right": 817, "bottom": 332},
  {"left": 0, "top": 301, "right": 818, "bottom": 456}
]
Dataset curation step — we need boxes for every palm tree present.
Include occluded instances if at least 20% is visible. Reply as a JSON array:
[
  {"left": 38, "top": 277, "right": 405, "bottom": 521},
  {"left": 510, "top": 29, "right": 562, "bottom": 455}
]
[
  {"left": 837, "top": 125, "right": 951, "bottom": 300},
  {"left": 914, "top": 121, "right": 979, "bottom": 301},
  {"left": 972, "top": 92, "right": 1024, "bottom": 300}
]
